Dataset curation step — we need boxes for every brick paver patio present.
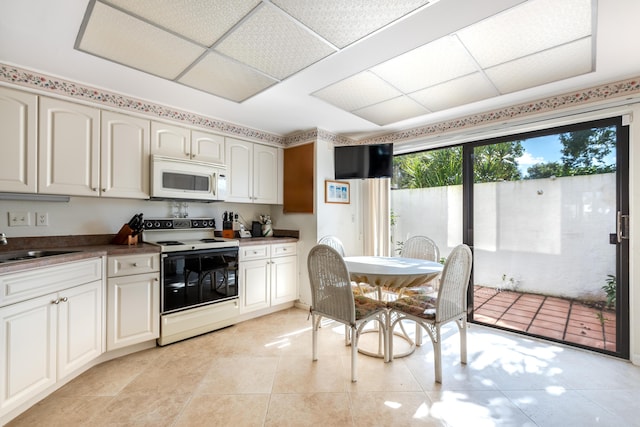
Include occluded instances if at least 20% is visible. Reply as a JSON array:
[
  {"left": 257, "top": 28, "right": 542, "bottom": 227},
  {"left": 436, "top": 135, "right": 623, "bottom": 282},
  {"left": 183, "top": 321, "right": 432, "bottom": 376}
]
[{"left": 473, "top": 286, "right": 617, "bottom": 351}]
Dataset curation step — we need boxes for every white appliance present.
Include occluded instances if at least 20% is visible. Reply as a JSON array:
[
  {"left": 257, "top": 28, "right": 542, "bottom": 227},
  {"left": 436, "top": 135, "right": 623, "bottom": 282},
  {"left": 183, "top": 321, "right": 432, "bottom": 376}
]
[
  {"left": 150, "top": 155, "right": 227, "bottom": 202},
  {"left": 143, "top": 218, "right": 240, "bottom": 346}
]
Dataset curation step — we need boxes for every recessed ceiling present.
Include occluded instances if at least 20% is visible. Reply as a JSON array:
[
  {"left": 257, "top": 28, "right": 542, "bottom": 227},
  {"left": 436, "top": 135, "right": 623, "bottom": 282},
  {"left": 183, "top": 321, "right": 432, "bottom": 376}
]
[
  {"left": 76, "top": 0, "right": 433, "bottom": 102},
  {"left": 313, "top": 0, "right": 594, "bottom": 125},
  {"left": 76, "top": 0, "right": 594, "bottom": 126}
]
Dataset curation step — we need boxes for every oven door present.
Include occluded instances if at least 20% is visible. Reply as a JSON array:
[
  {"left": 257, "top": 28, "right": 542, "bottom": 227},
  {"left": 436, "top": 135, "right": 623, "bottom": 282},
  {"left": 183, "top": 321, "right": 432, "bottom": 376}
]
[{"left": 161, "top": 247, "right": 238, "bottom": 314}]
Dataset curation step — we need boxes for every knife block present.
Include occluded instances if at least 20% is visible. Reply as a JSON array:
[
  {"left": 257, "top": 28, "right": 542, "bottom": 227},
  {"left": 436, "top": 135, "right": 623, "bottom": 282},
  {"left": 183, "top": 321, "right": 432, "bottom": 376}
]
[{"left": 112, "top": 224, "right": 137, "bottom": 245}]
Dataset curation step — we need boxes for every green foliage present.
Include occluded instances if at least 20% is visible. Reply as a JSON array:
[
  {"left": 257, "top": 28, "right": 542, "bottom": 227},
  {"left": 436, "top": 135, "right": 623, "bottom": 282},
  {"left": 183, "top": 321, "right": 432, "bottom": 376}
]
[
  {"left": 526, "top": 126, "right": 616, "bottom": 179},
  {"left": 602, "top": 274, "right": 616, "bottom": 309},
  {"left": 392, "top": 127, "right": 616, "bottom": 189}
]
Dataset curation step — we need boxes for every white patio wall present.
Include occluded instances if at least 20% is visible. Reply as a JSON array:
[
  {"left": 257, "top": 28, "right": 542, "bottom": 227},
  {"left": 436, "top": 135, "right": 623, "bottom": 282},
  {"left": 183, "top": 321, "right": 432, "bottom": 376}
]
[{"left": 391, "top": 173, "right": 616, "bottom": 301}]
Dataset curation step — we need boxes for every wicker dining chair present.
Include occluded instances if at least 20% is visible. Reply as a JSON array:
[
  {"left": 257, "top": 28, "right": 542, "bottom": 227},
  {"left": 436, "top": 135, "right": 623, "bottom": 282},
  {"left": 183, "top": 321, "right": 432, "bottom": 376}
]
[
  {"left": 387, "top": 244, "right": 472, "bottom": 383},
  {"left": 307, "top": 244, "right": 388, "bottom": 382},
  {"left": 318, "top": 235, "right": 375, "bottom": 297}
]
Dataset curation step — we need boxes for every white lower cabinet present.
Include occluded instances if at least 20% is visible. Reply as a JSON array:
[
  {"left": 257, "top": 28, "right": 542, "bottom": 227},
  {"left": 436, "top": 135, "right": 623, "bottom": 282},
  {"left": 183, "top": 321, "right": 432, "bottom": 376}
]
[
  {"left": 0, "top": 259, "right": 103, "bottom": 419},
  {"left": 107, "top": 254, "right": 160, "bottom": 351},
  {"left": 239, "top": 242, "right": 297, "bottom": 314}
]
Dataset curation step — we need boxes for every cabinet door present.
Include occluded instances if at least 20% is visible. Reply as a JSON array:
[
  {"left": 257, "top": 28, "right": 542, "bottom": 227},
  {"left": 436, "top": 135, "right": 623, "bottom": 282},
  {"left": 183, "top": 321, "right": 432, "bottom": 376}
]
[
  {"left": 101, "top": 111, "right": 150, "bottom": 199},
  {"left": 191, "top": 130, "right": 224, "bottom": 164},
  {"left": 253, "top": 144, "right": 278, "bottom": 204},
  {"left": 150, "top": 121, "right": 190, "bottom": 158},
  {"left": 57, "top": 281, "right": 103, "bottom": 379},
  {"left": 239, "top": 259, "right": 270, "bottom": 313},
  {"left": 39, "top": 97, "right": 100, "bottom": 196},
  {"left": 107, "top": 272, "right": 159, "bottom": 351},
  {"left": 0, "top": 294, "right": 56, "bottom": 416},
  {"left": 225, "top": 137, "right": 253, "bottom": 202},
  {"left": 0, "top": 87, "right": 37, "bottom": 193},
  {"left": 271, "top": 255, "right": 298, "bottom": 305}
]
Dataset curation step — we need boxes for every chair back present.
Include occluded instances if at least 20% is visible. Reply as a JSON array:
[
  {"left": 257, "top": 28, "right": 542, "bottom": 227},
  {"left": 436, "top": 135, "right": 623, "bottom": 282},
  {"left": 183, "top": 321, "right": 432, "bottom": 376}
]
[
  {"left": 401, "top": 236, "right": 440, "bottom": 261},
  {"left": 307, "top": 244, "right": 355, "bottom": 325},
  {"left": 436, "top": 244, "right": 472, "bottom": 323},
  {"left": 318, "top": 235, "right": 346, "bottom": 257}
]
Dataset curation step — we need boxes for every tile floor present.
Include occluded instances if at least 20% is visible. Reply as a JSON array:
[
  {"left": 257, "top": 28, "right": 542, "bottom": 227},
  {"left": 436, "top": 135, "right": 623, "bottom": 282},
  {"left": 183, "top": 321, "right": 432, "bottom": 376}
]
[
  {"left": 8, "top": 307, "right": 640, "bottom": 427},
  {"left": 474, "top": 286, "right": 617, "bottom": 351}
]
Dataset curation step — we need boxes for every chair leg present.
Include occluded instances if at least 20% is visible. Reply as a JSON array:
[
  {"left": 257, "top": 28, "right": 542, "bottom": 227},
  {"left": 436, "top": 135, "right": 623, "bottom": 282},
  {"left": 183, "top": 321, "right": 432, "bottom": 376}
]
[
  {"left": 344, "top": 325, "right": 350, "bottom": 346},
  {"left": 312, "top": 314, "right": 319, "bottom": 361},
  {"left": 434, "top": 326, "right": 443, "bottom": 384},
  {"left": 459, "top": 317, "right": 468, "bottom": 365},
  {"left": 415, "top": 322, "right": 423, "bottom": 346},
  {"left": 351, "top": 326, "right": 358, "bottom": 382}
]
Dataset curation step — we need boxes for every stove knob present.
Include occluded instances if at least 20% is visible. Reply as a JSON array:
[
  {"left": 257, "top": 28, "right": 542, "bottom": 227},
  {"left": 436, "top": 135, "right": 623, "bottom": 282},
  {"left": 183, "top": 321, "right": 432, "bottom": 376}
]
[
  {"left": 193, "top": 221, "right": 200, "bottom": 227},
  {"left": 154, "top": 221, "right": 161, "bottom": 228},
  {"left": 144, "top": 221, "right": 153, "bottom": 229},
  {"left": 164, "top": 221, "right": 172, "bottom": 228}
]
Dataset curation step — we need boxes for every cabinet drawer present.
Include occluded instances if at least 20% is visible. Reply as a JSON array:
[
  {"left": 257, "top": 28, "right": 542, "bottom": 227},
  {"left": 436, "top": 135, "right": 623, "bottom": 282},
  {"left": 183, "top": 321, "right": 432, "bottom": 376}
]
[
  {"left": 0, "top": 258, "right": 103, "bottom": 307},
  {"left": 240, "top": 245, "right": 270, "bottom": 261},
  {"left": 108, "top": 253, "right": 159, "bottom": 277},
  {"left": 271, "top": 242, "right": 297, "bottom": 258}
]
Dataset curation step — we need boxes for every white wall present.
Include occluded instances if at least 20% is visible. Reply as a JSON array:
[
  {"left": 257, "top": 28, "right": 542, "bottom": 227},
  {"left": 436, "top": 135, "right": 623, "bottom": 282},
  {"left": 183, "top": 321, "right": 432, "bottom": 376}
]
[{"left": 392, "top": 174, "right": 616, "bottom": 300}]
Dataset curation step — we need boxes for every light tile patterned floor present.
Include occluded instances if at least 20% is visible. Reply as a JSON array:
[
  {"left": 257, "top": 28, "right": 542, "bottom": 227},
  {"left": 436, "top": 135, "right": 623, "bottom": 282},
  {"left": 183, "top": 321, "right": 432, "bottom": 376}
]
[
  {"left": 474, "top": 286, "right": 617, "bottom": 352},
  {"left": 8, "top": 307, "right": 640, "bottom": 426}
]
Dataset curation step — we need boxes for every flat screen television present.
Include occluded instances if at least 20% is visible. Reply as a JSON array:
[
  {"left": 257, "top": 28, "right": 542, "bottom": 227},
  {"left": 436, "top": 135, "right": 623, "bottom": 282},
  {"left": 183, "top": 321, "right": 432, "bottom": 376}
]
[{"left": 334, "top": 143, "right": 393, "bottom": 179}]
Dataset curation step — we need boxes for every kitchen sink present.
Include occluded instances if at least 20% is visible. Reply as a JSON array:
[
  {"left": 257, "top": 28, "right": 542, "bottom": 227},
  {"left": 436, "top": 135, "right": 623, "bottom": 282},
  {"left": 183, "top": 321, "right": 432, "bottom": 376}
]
[{"left": 0, "top": 250, "right": 80, "bottom": 263}]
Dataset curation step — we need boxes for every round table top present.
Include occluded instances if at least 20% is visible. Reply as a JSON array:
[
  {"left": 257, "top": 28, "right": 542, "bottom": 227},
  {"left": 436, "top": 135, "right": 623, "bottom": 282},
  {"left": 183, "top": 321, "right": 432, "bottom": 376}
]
[{"left": 343, "top": 256, "right": 443, "bottom": 290}]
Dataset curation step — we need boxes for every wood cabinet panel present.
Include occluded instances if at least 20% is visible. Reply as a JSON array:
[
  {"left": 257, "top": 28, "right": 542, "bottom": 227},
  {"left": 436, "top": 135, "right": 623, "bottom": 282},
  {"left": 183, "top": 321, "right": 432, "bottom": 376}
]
[{"left": 284, "top": 142, "right": 314, "bottom": 213}]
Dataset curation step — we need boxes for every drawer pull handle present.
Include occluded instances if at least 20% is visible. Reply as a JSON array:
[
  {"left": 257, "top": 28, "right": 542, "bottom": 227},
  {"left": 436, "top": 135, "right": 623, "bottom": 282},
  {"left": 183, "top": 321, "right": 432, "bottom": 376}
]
[
  {"left": 61, "top": 297, "right": 68, "bottom": 303},
  {"left": 133, "top": 263, "right": 138, "bottom": 267},
  {"left": 52, "top": 298, "right": 60, "bottom": 305}
]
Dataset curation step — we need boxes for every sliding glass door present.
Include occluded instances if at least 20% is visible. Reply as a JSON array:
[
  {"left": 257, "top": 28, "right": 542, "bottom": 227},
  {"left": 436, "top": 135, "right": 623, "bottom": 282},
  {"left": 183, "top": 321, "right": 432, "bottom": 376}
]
[{"left": 392, "top": 116, "right": 629, "bottom": 358}]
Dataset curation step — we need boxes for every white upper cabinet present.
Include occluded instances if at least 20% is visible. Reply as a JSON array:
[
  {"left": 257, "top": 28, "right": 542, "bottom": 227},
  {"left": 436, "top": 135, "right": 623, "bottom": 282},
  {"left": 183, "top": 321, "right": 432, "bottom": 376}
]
[
  {"left": 101, "top": 111, "right": 150, "bottom": 199},
  {"left": 191, "top": 130, "right": 225, "bottom": 164},
  {"left": 38, "top": 97, "right": 101, "bottom": 196},
  {"left": 150, "top": 121, "right": 190, "bottom": 159},
  {"left": 0, "top": 87, "right": 37, "bottom": 193},
  {"left": 226, "top": 137, "right": 278, "bottom": 204},
  {"left": 152, "top": 122, "right": 225, "bottom": 164}
]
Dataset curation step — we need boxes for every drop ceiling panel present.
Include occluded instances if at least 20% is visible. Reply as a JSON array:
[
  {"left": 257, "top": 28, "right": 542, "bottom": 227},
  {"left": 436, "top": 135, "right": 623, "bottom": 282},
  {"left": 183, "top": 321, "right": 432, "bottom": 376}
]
[
  {"left": 272, "top": 0, "right": 431, "bottom": 48},
  {"left": 353, "top": 96, "right": 428, "bottom": 126},
  {"left": 486, "top": 37, "right": 593, "bottom": 93},
  {"left": 215, "top": 4, "right": 336, "bottom": 80},
  {"left": 371, "top": 35, "right": 479, "bottom": 93},
  {"left": 179, "top": 52, "right": 277, "bottom": 102},
  {"left": 313, "top": 71, "right": 402, "bottom": 112},
  {"left": 411, "top": 72, "right": 498, "bottom": 112},
  {"left": 78, "top": 2, "right": 205, "bottom": 79},
  {"left": 103, "top": 0, "right": 261, "bottom": 47},
  {"left": 457, "top": 0, "right": 592, "bottom": 68}
]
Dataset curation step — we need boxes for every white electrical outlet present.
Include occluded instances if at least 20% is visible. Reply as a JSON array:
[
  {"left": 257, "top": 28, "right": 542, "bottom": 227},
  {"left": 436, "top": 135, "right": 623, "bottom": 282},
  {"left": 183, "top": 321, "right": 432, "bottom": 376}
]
[
  {"left": 8, "top": 211, "right": 30, "bottom": 226},
  {"left": 36, "top": 212, "right": 49, "bottom": 226}
]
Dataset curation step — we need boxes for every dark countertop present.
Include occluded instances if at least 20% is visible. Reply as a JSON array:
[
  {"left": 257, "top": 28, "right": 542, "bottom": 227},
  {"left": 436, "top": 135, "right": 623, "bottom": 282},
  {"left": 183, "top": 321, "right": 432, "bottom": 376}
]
[
  {"left": 0, "top": 233, "right": 298, "bottom": 274},
  {"left": 0, "top": 242, "right": 160, "bottom": 274}
]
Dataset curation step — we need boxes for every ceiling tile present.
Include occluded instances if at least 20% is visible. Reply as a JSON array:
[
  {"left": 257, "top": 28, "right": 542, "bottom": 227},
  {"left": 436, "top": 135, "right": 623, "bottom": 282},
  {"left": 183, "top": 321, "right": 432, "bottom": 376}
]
[
  {"left": 411, "top": 72, "right": 498, "bottom": 111},
  {"left": 312, "top": 71, "right": 402, "bottom": 111},
  {"left": 371, "top": 35, "right": 479, "bottom": 93},
  {"left": 486, "top": 37, "right": 593, "bottom": 93},
  {"left": 458, "top": 0, "right": 592, "bottom": 68},
  {"left": 103, "top": 0, "right": 261, "bottom": 47},
  {"left": 78, "top": 2, "right": 205, "bottom": 79},
  {"left": 179, "top": 52, "right": 277, "bottom": 102},
  {"left": 352, "top": 96, "right": 428, "bottom": 126},
  {"left": 271, "top": 0, "right": 431, "bottom": 48},
  {"left": 215, "top": 4, "right": 335, "bottom": 80}
]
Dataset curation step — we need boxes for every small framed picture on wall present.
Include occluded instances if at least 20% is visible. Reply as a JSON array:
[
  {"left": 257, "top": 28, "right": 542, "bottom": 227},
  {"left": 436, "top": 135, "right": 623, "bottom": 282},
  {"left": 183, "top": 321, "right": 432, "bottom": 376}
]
[{"left": 325, "top": 180, "right": 350, "bottom": 204}]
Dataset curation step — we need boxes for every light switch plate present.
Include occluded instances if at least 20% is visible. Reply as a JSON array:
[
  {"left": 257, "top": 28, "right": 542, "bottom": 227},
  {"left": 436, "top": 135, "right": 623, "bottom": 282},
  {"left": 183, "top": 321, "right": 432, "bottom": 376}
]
[{"left": 36, "top": 212, "right": 49, "bottom": 226}]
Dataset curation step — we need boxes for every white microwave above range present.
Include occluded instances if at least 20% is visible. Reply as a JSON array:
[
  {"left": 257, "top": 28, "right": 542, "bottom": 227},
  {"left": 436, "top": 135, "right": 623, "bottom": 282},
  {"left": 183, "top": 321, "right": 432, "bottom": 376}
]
[{"left": 150, "top": 155, "right": 226, "bottom": 202}]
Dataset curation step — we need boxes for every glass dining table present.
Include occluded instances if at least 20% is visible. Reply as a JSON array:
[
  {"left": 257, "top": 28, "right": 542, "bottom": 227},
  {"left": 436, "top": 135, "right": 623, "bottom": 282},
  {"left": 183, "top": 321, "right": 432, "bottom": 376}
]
[{"left": 343, "top": 256, "right": 443, "bottom": 361}]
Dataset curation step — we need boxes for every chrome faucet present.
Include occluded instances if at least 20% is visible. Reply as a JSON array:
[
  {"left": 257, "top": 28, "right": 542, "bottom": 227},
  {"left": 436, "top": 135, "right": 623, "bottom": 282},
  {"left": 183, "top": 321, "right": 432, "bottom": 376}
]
[{"left": 0, "top": 233, "right": 7, "bottom": 245}]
